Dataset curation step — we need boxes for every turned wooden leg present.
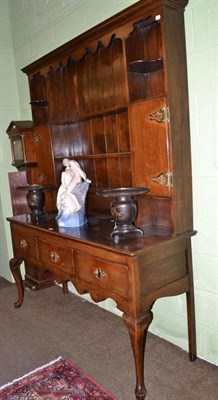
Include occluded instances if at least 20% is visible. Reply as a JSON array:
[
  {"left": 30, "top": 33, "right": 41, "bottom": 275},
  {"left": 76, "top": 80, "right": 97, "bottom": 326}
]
[
  {"left": 186, "top": 239, "right": 197, "bottom": 361},
  {"left": 62, "top": 280, "right": 69, "bottom": 294},
  {"left": 123, "top": 310, "right": 153, "bottom": 400},
  {"left": 9, "top": 257, "right": 24, "bottom": 308}
]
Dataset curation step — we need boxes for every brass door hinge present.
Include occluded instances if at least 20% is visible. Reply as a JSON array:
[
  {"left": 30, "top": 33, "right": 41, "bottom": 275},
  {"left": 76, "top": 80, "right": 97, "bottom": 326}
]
[
  {"left": 151, "top": 171, "right": 173, "bottom": 187},
  {"left": 38, "top": 173, "right": 46, "bottom": 183},
  {"left": 148, "top": 107, "right": 170, "bottom": 123}
]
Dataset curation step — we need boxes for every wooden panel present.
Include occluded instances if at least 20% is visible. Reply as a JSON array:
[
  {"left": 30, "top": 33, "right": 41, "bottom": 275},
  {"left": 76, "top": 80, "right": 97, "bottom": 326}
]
[
  {"left": 80, "top": 120, "right": 93, "bottom": 155},
  {"left": 50, "top": 124, "right": 70, "bottom": 158},
  {"left": 99, "top": 43, "right": 115, "bottom": 109},
  {"left": 86, "top": 50, "right": 101, "bottom": 112},
  {"left": 163, "top": 5, "right": 193, "bottom": 234},
  {"left": 136, "top": 195, "right": 153, "bottom": 228},
  {"left": 116, "top": 111, "right": 130, "bottom": 152},
  {"left": 54, "top": 158, "right": 64, "bottom": 187},
  {"left": 75, "top": 251, "right": 129, "bottom": 299},
  {"left": 87, "top": 192, "right": 111, "bottom": 217},
  {"left": 111, "top": 38, "right": 129, "bottom": 107},
  {"left": 120, "top": 156, "right": 132, "bottom": 187},
  {"left": 126, "top": 19, "right": 164, "bottom": 102},
  {"left": 77, "top": 55, "right": 89, "bottom": 114},
  {"left": 29, "top": 73, "right": 48, "bottom": 126},
  {"left": 153, "top": 197, "right": 171, "bottom": 227},
  {"left": 29, "top": 73, "right": 47, "bottom": 101},
  {"left": 91, "top": 117, "right": 106, "bottom": 154},
  {"left": 95, "top": 158, "right": 109, "bottom": 187},
  {"left": 34, "top": 125, "right": 56, "bottom": 186},
  {"left": 104, "top": 114, "right": 118, "bottom": 153},
  {"left": 68, "top": 121, "right": 81, "bottom": 157},
  {"left": 65, "top": 59, "right": 79, "bottom": 119},
  {"left": 142, "top": 20, "right": 162, "bottom": 60},
  {"left": 108, "top": 157, "right": 122, "bottom": 187},
  {"left": 78, "top": 159, "right": 96, "bottom": 185},
  {"left": 138, "top": 241, "right": 187, "bottom": 296},
  {"left": 8, "top": 171, "right": 29, "bottom": 216},
  {"left": 31, "top": 105, "right": 48, "bottom": 127},
  {"left": 47, "top": 65, "right": 66, "bottom": 122},
  {"left": 129, "top": 97, "right": 171, "bottom": 197},
  {"left": 125, "top": 19, "right": 145, "bottom": 63},
  {"left": 22, "top": 133, "right": 37, "bottom": 163}
]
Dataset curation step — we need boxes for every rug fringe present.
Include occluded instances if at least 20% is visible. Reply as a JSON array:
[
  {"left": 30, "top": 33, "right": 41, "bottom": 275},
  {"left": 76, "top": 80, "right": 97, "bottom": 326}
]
[{"left": 0, "top": 356, "right": 63, "bottom": 391}]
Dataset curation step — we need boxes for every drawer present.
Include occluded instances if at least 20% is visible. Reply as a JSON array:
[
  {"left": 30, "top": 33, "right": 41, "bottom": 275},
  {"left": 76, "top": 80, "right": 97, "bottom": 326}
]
[
  {"left": 75, "top": 251, "right": 129, "bottom": 299},
  {"left": 37, "top": 238, "right": 75, "bottom": 275},
  {"left": 11, "top": 224, "right": 37, "bottom": 259}
]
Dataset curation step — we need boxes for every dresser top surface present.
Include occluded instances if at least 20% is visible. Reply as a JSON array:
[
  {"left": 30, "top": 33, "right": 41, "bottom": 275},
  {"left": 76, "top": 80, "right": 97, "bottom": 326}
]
[{"left": 7, "top": 214, "right": 195, "bottom": 256}]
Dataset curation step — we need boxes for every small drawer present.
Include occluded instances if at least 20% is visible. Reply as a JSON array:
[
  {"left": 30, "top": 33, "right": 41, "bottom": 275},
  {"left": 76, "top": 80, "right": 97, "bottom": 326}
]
[
  {"left": 75, "top": 251, "right": 129, "bottom": 299},
  {"left": 11, "top": 224, "right": 37, "bottom": 259},
  {"left": 37, "top": 238, "right": 75, "bottom": 275}
]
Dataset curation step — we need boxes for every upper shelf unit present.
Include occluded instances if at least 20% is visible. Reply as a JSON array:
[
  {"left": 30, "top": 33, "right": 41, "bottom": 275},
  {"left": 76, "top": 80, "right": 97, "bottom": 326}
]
[
  {"left": 22, "top": 0, "right": 193, "bottom": 234},
  {"left": 28, "top": 37, "right": 129, "bottom": 126},
  {"left": 26, "top": 13, "right": 166, "bottom": 127}
]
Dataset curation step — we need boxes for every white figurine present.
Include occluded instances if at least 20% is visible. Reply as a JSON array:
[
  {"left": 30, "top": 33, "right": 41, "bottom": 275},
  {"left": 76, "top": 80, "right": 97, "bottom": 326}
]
[{"left": 56, "top": 158, "right": 91, "bottom": 227}]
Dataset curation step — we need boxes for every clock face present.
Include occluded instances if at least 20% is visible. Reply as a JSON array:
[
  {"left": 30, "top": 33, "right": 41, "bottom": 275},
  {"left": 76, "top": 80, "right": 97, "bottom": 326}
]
[{"left": 12, "top": 137, "right": 24, "bottom": 162}]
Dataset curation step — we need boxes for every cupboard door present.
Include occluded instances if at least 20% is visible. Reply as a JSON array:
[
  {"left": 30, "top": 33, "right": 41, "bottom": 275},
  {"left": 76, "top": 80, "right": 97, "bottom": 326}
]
[
  {"left": 129, "top": 97, "right": 171, "bottom": 197},
  {"left": 34, "top": 125, "right": 56, "bottom": 186}
]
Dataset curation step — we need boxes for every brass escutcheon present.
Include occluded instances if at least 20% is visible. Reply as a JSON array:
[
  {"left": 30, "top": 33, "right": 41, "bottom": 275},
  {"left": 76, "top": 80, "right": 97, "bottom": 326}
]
[
  {"left": 93, "top": 268, "right": 107, "bottom": 280},
  {"left": 20, "top": 239, "right": 27, "bottom": 248},
  {"left": 50, "top": 251, "right": 59, "bottom": 262},
  {"left": 34, "top": 134, "right": 41, "bottom": 143}
]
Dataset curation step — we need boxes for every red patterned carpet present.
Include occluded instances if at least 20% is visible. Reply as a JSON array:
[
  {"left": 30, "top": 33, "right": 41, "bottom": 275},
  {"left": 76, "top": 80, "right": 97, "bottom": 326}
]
[{"left": 0, "top": 356, "right": 116, "bottom": 399}]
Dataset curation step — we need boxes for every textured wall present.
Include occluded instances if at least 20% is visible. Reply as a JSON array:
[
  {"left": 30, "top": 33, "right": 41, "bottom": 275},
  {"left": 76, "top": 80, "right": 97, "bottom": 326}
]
[
  {"left": 151, "top": 0, "right": 218, "bottom": 365},
  {"left": 0, "top": 0, "right": 20, "bottom": 280},
  {"left": 1, "top": 0, "right": 217, "bottom": 365}
]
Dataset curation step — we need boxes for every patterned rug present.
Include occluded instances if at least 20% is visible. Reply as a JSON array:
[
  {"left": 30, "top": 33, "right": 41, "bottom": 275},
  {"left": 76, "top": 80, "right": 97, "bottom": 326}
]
[{"left": 0, "top": 356, "right": 116, "bottom": 399}]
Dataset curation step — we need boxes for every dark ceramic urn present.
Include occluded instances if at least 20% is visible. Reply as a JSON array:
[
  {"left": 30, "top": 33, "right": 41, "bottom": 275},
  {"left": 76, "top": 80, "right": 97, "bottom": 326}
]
[
  {"left": 17, "top": 184, "right": 52, "bottom": 219},
  {"left": 97, "top": 187, "right": 149, "bottom": 243}
]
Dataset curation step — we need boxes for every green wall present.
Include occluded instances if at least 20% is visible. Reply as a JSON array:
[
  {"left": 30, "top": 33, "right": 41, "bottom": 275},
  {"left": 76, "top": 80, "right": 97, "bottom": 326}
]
[{"left": 0, "top": 0, "right": 217, "bottom": 366}]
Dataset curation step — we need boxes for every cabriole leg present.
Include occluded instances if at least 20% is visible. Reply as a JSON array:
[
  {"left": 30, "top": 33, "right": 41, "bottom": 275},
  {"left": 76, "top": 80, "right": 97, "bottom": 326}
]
[
  {"left": 9, "top": 257, "right": 24, "bottom": 308},
  {"left": 186, "top": 239, "right": 197, "bottom": 361},
  {"left": 123, "top": 310, "right": 153, "bottom": 400}
]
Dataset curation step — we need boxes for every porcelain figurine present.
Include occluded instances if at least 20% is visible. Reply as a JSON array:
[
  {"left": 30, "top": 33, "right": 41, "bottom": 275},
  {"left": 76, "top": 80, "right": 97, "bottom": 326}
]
[{"left": 56, "top": 158, "right": 91, "bottom": 227}]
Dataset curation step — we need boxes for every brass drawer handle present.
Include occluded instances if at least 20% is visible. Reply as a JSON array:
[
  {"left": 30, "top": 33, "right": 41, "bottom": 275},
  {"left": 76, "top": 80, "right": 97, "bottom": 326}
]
[
  {"left": 93, "top": 268, "right": 107, "bottom": 280},
  {"left": 20, "top": 239, "right": 27, "bottom": 248},
  {"left": 50, "top": 251, "right": 59, "bottom": 262}
]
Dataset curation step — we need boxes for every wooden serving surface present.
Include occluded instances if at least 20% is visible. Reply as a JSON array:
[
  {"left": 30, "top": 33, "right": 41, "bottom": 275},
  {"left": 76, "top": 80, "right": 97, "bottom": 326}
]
[{"left": 7, "top": 214, "right": 195, "bottom": 255}]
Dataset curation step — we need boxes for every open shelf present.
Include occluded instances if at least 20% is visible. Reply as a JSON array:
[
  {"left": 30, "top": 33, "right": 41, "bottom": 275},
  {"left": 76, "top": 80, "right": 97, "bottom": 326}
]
[
  {"left": 30, "top": 99, "right": 48, "bottom": 106},
  {"left": 49, "top": 104, "right": 128, "bottom": 125},
  {"left": 54, "top": 152, "right": 131, "bottom": 161},
  {"left": 128, "top": 58, "right": 163, "bottom": 74}
]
